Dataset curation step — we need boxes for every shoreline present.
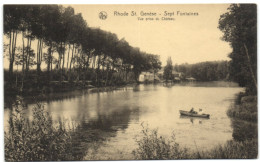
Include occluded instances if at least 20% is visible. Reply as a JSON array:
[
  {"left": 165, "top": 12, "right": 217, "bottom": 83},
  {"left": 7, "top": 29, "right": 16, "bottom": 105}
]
[{"left": 4, "top": 82, "right": 142, "bottom": 107}]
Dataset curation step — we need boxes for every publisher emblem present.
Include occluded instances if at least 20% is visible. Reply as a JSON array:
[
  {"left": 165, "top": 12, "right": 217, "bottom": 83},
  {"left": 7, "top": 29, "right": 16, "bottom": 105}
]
[{"left": 99, "top": 11, "right": 107, "bottom": 20}]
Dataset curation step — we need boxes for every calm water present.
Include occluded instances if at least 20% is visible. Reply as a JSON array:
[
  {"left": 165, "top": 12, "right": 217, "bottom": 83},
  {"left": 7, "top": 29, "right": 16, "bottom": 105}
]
[{"left": 4, "top": 81, "right": 244, "bottom": 160}]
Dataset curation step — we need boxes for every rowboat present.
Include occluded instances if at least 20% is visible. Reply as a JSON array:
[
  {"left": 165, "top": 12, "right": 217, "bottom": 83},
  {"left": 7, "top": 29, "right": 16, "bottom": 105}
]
[{"left": 179, "top": 110, "right": 210, "bottom": 118}]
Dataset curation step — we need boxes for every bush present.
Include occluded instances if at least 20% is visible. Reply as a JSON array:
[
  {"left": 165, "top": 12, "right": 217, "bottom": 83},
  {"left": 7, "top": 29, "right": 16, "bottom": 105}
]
[
  {"left": 227, "top": 93, "right": 257, "bottom": 122},
  {"left": 4, "top": 97, "right": 74, "bottom": 161},
  {"left": 132, "top": 123, "right": 189, "bottom": 160},
  {"left": 133, "top": 124, "right": 258, "bottom": 160},
  {"left": 200, "top": 139, "right": 258, "bottom": 159}
]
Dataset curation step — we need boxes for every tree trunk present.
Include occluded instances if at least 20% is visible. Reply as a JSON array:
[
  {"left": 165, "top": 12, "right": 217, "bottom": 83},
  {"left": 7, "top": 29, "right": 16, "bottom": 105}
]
[
  {"left": 68, "top": 44, "right": 75, "bottom": 82},
  {"left": 9, "top": 30, "right": 18, "bottom": 83},
  {"left": 36, "top": 39, "right": 42, "bottom": 77},
  {"left": 96, "top": 55, "right": 101, "bottom": 86},
  {"left": 66, "top": 44, "right": 71, "bottom": 72},
  {"left": 84, "top": 52, "right": 91, "bottom": 85},
  {"left": 105, "top": 65, "right": 110, "bottom": 86},
  {"left": 8, "top": 31, "right": 12, "bottom": 80},
  {"left": 109, "top": 60, "right": 115, "bottom": 85},
  {"left": 47, "top": 41, "right": 53, "bottom": 82},
  {"left": 47, "top": 42, "right": 52, "bottom": 72},
  {"left": 62, "top": 42, "right": 65, "bottom": 72},
  {"left": 21, "top": 32, "right": 25, "bottom": 91},
  {"left": 244, "top": 44, "right": 257, "bottom": 90},
  {"left": 26, "top": 38, "right": 32, "bottom": 72},
  {"left": 59, "top": 42, "right": 64, "bottom": 83},
  {"left": 25, "top": 35, "right": 29, "bottom": 72}
]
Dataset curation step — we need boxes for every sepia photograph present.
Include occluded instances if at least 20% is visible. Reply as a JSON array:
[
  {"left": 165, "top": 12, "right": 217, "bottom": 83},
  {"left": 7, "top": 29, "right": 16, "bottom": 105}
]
[{"left": 2, "top": 3, "right": 258, "bottom": 161}]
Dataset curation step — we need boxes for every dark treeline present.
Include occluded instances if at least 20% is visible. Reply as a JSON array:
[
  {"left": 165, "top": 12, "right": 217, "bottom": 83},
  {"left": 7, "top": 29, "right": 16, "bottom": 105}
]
[
  {"left": 174, "top": 61, "right": 230, "bottom": 81},
  {"left": 218, "top": 4, "right": 257, "bottom": 94},
  {"left": 4, "top": 5, "right": 161, "bottom": 94}
]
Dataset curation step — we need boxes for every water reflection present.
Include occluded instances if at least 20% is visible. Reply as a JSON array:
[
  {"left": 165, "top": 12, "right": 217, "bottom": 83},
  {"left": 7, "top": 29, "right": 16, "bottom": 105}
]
[
  {"left": 4, "top": 82, "right": 244, "bottom": 159},
  {"left": 179, "top": 115, "right": 209, "bottom": 124},
  {"left": 162, "top": 82, "right": 174, "bottom": 88}
]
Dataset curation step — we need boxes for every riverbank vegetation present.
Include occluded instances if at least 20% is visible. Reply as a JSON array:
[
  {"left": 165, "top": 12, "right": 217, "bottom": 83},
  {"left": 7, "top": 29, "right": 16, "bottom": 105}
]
[
  {"left": 219, "top": 4, "right": 257, "bottom": 157},
  {"left": 5, "top": 97, "right": 109, "bottom": 161},
  {"left": 218, "top": 4, "right": 257, "bottom": 94},
  {"left": 4, "top": 5, "right": 161, "bottom": 96},
  {"left": 133, "top": 123, "right": 257, "bottom": 159},
  {"left": 173, "top": 61, "right": 230, "bottom": 81},
  {"left": 228, "top": 92, "right": 257, "bottom": 122},
  {"left": 5, "top": 98, "right": 75, "bottom": 161}
]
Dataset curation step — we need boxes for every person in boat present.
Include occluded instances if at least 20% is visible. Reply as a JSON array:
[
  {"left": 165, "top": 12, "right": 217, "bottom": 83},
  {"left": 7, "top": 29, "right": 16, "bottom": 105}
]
[
  {"left": 189, "top": 107, "right": 197, "bottom": 114},
  {"left": 199, "top": 108, "right": 203, "bottom": 114}
]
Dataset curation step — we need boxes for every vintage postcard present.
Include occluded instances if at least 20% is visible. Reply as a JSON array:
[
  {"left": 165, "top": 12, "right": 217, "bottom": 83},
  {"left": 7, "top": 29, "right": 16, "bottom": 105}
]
[{"left": 3, "top": 4, "right": 257, "bottom": 161}]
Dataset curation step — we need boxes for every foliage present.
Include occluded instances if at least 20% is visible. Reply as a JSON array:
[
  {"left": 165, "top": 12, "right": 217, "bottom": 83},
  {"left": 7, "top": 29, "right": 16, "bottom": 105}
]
[
  {"left": 133, "top": 123, "right": 189, "bottom": 160},
  {"left": 227, "top": 96, "right": 257, "bottom": 122},
  {"left": 198, "top": 139, "right": 258, "bottom": 159},
  {"left": 133, "top": 124, "right": 257, "bottom": 160},
  {"left": 218, "top": 4, "right": 257, "bottom": 93},
  {"left": 4, "top": 97, "right": 74, "bottom": 161},
  {"left": 4, "top": 5, "right": 161, "bottom": 88},
  {"left": 163, "top": 57, "right": 173, "bottom": 81},
  {"left": 174, "top": 61, "right": 230, "bottom": 81}
]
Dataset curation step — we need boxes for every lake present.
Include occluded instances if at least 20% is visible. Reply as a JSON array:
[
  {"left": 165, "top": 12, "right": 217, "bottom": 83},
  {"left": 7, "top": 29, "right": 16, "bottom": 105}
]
[{"left": 4, "top": 81, "right": 244, "bottom": 160}]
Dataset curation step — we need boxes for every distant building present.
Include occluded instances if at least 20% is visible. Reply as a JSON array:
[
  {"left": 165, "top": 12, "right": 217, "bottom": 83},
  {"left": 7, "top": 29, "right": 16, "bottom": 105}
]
[
  {"left": 172, "top": 71, "right": 183, "bottom": 82},
  {"left": 157, "top": 70, "right": 184, "bottom": 81},
  {"left": 186, "top": 77, "right": 196, "bottom": 82},
  {"left": 172, "top": 71, "right": 183, "bottom": 78},
  {"left": 139, "top": 72, "right": 160, "bottom": 82},
  {"left": 174, "top": 77, "right": 181, "bottom": 82}
]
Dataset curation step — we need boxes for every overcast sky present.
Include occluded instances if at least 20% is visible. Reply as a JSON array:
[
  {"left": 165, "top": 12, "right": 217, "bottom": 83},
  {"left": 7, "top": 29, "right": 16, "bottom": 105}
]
[{"left": 66, "top": 4, "right": 232, "bottom": 65}]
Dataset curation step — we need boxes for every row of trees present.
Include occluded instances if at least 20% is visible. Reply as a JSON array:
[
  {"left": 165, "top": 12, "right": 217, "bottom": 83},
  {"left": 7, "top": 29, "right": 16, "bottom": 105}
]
[
  {"left": 218, "top": 4, "right": 257, "bottom": 94},
  {"left": 174, "top": 61, "right": 230, "bottom": 81},
  {"left": 4, "top": 5, "right": 161, "bottom": 91}
]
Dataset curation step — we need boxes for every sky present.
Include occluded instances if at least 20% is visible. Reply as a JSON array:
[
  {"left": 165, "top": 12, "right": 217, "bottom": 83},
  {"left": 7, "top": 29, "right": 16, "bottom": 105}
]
[{"left": 65, "top": 4, "right": 232, "bottom": 66}]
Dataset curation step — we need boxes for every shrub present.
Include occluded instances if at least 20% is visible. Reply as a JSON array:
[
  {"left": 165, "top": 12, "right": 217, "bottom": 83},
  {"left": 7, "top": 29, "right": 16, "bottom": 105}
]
[
  {"left": 227, "top": 93, "right": 257, "bottom": 122},
  {"left": 200, "top": 139, "right": 258, "bottom": 159},
  {"left": 133, "top": 124, "right": 258, "bottom": 160},
  {"left": 4, "top": 97, "right": 74, "bottom": 161},
  {"left": 132, "top": 123, "right": 189, "bottom": 160}
]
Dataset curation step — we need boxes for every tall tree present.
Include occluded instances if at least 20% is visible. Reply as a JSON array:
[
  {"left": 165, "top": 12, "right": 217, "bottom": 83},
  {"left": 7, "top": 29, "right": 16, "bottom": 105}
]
[
  {"left": 219, "top": 4, "right": 257, "bottom": 93},
  {"left": 163, "top": 57, "right": 173, "bottom": 82},
  {"left": 4, "top": 5, "right": 22, "bottom": 82}
]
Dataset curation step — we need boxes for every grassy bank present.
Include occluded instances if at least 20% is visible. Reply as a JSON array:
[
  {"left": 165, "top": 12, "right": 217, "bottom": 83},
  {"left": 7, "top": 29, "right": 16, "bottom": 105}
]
[
  {"left": 133, "top": 92, "right": 258, "bottom": 159},
  {"left": 227, "top": 92, "right": 257, "bottom": 122}
]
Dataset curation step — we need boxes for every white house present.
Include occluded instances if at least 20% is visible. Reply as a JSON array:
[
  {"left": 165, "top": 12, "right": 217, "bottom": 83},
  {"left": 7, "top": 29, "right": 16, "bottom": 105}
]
[{"left": 139, "top": 72, "right": 159, "bottom": 82}]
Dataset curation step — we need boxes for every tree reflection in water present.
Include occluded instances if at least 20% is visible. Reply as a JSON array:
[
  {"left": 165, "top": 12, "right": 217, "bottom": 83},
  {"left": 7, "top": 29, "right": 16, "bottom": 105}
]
[
  {"left": 5, "top": 96, "right": 137, "bottom": 160},
  {"left": 68, "top": 107, "right": 133, "bottom": 159}
]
